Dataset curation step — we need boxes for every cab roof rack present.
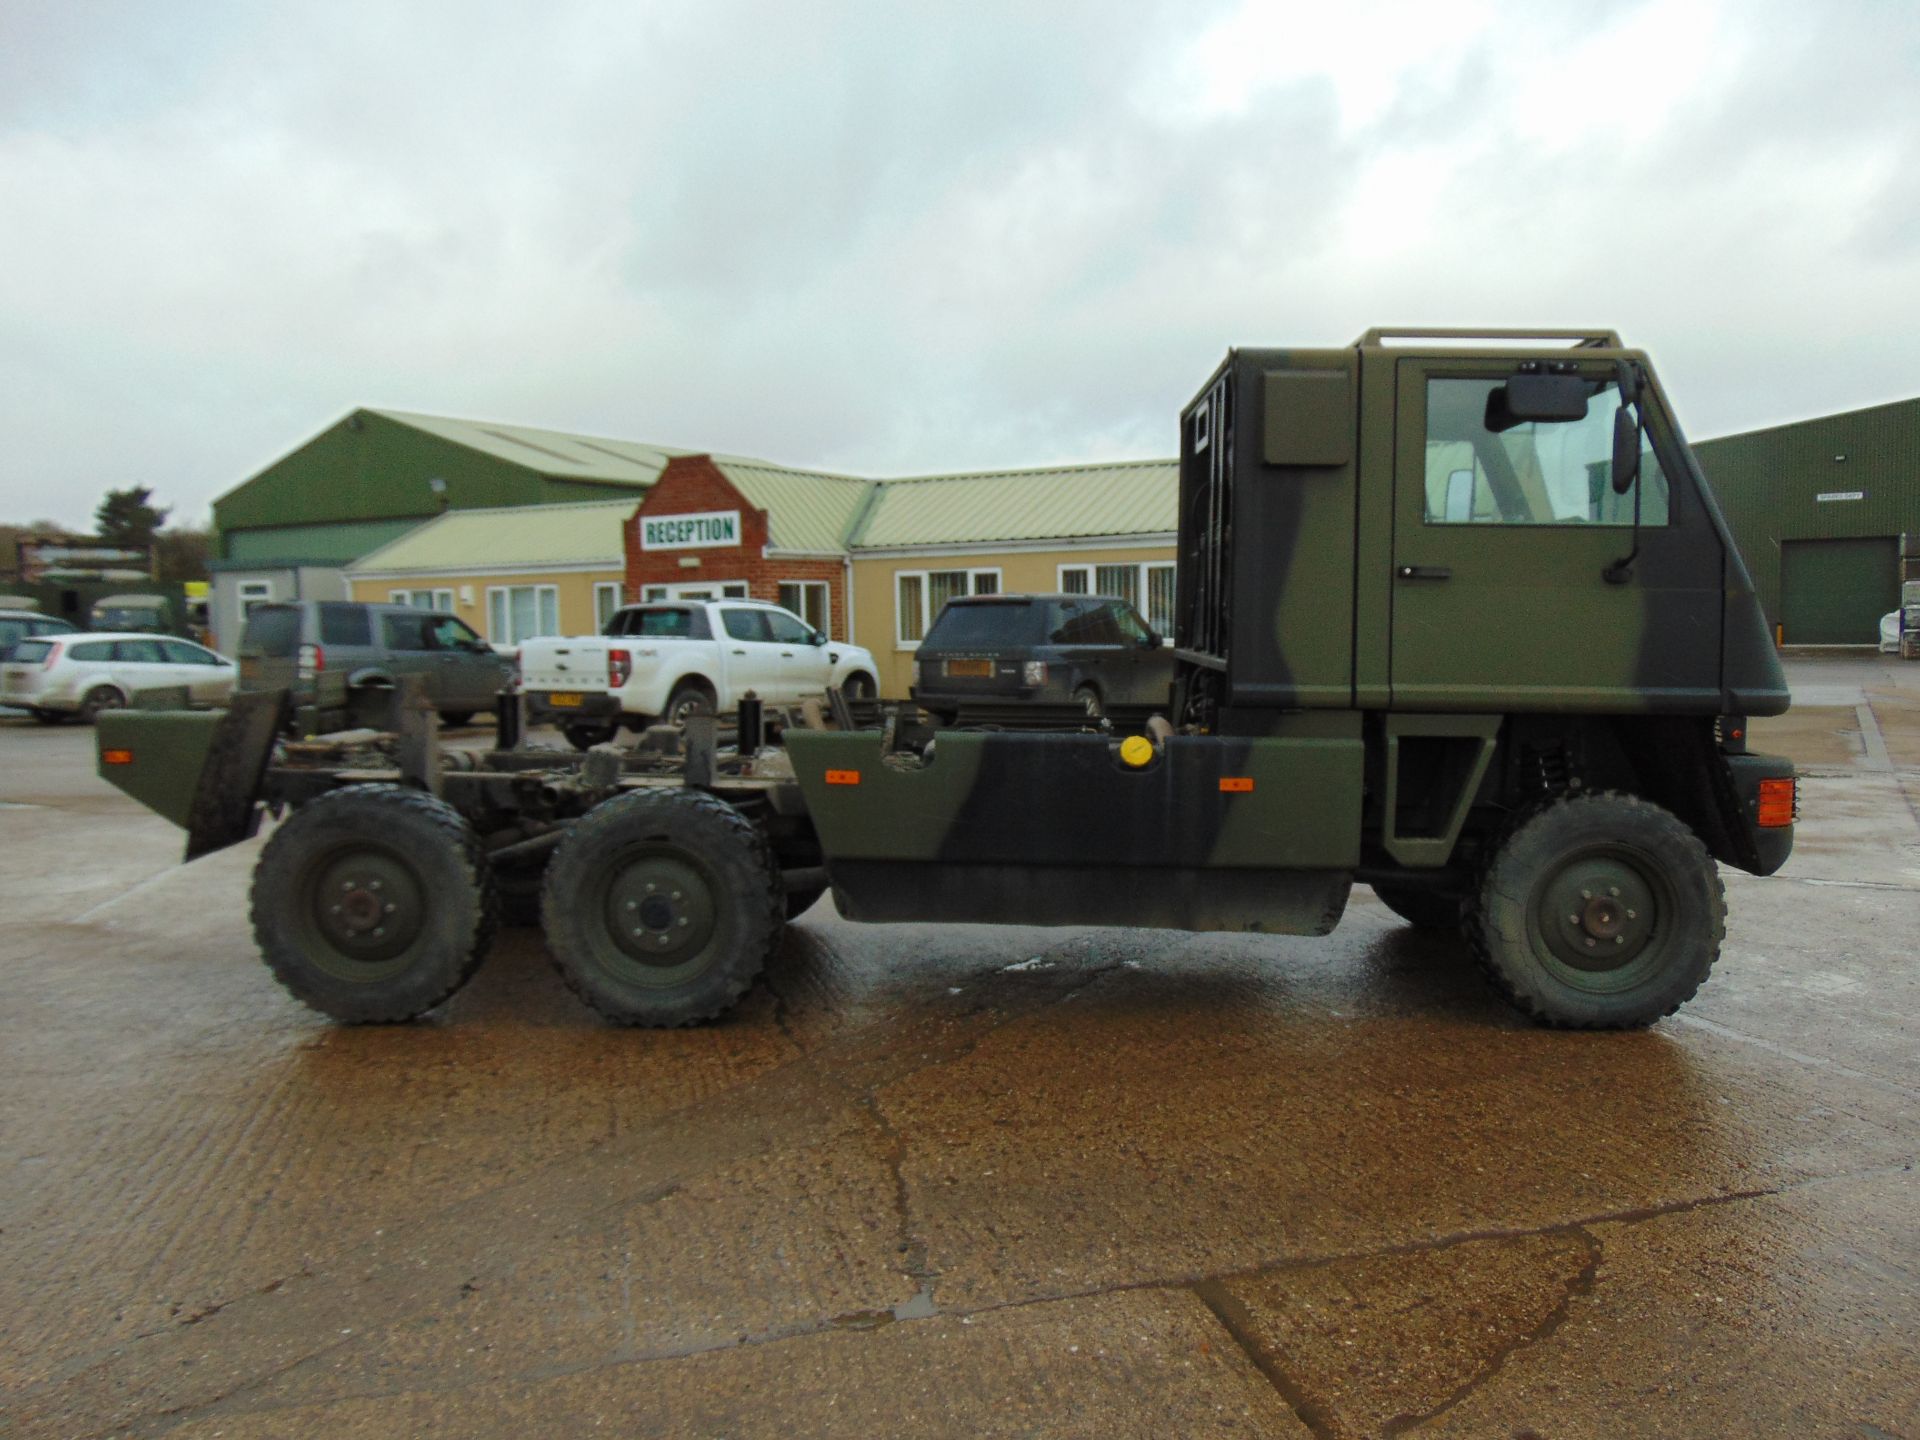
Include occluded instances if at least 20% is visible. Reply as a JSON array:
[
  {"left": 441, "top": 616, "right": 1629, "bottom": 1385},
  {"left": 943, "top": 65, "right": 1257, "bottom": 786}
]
[{"left": 1354, "top": 326, "right": 1623, "bottom": 349}]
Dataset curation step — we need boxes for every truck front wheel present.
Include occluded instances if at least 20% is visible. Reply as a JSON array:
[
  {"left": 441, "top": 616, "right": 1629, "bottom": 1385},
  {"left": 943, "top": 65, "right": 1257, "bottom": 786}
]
[
  {"left": 540, "top": 789, "right": 783, "bottom": 1026},
  {"left": 250, "top": 784, "right": 498, "bottom": 1022},
  {"left": 1468, "top": 792, "right": 1723, "bottom": 1029}
]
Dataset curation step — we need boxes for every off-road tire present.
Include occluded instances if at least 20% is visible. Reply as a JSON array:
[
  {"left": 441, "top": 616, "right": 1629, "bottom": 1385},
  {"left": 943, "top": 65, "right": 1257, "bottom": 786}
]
[
  {"left": 1468, "top": 791, "right": 1723, "bottom": 1029},
  {"left": 1371, "top": 884, "right": 1464, "bottom": 932},
  {"left": 1074, "top": 685, "right": 1104, "bottom": 718},
  {"left": 563, "top": 720, "right": 619, "bottom": 751},
  {"left": 440, "top": 710, "right": 475, "bottom": 728},
  {"left": 541, "top": 788, "right": 783, "bottom": 1026},
  {"left": 663, "top": 682, "right": 715, "bottom": 727},
  {"left": 250, "top": 784, "right": 498, "bottom": 1022},
  {"left": 79, "top": 686, "right": 125, "bottom": 724}
]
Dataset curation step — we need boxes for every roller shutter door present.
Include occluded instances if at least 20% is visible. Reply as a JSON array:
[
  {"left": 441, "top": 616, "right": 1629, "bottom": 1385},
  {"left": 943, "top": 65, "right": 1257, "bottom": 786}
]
[{"left": 1780, "top": 537, "right": 1899, "bottom": 644}]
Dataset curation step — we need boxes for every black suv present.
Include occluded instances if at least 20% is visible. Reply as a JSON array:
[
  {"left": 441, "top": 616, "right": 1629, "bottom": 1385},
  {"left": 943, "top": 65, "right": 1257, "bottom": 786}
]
[
  {"left": 911, "top": 593, "right": 1175, "bottom": 720},
  {"left": 237, "top": 601, "right": 512, "bottom": 732}
]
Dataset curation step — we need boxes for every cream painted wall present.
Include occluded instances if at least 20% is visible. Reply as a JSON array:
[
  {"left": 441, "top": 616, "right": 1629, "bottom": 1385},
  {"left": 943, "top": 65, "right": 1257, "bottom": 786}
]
[
  {"left": 349, "top": 568, "right": 626, "bottom": 642},
  {"left": 850, "top": 544, "right": 1175, "bottom": 697}
]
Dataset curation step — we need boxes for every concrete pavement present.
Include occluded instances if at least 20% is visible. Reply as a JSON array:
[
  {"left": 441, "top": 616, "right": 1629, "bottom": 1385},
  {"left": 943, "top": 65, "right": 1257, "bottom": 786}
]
[{"left": 0, "top": 656, "right": 1914, "bottom": 1438}]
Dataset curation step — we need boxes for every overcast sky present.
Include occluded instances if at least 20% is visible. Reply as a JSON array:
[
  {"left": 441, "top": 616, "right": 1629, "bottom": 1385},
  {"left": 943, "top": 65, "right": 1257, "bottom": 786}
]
[{"left": 1, "top": 0, "right": 1916, "bottom": 530}]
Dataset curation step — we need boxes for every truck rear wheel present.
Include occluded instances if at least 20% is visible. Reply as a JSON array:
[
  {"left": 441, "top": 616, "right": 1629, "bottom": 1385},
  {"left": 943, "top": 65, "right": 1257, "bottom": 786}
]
[
  {"left": 250, "top": 784, "right": 498, "bottom": 1022},
  {"left": 1370, "top": 884, "right": 1463, "bottom": 932},
  {"left": 1468, "top": 792, "right": 1723, "bottom": 1029},
  {"left": 663, "top": 682, "right": 715, "bottom": 727},
  {"left": 540, "top": 789, "right": 783, "bottom": 1026}
]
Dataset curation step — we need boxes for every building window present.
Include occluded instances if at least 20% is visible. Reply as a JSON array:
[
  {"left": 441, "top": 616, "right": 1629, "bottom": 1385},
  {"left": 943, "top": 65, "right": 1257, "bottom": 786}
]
[
  {"left": 237, "top": 579, "right": 274, "bottom": 617},
  {"left": 779, "top": 580, "right": 830, "bottom": 634},
  {"left": 895, "top": 568, "right": 1000, "bottom": 647},
  {"left": 594, "top": 582, "right": 622, "bottom": 631},
  {"left": 485, "top": 584, "right": 560, "bottom": 644},
  {"left": 1059, "top": 561, "right": 1175, "bottom": 636},
  {"left": 390, "top": 588, "right": 454, "bottom": 612}
]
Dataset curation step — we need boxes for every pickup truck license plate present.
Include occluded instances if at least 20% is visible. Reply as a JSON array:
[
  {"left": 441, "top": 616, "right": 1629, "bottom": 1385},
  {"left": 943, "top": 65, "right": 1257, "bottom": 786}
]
[
  {"left": 548, "top": 692, "right": 585, "bottom": 708},
  {"left": 946, "top": 658, "right": 993, "bottom": 678}
]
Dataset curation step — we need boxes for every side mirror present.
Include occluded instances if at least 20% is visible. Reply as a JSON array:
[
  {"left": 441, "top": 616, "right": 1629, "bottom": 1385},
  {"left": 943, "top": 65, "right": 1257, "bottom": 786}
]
[
  {"left": 1485, "top": 373, "right": 1591, "bottom": 432},
  {"left": 1140, "top": 629, "right": 1160, "bottom": 649},
  {"left": 1611, "top": 405, "right": 1641, "bottom": 494},
  {"left": 811, "top": 629, "right": 829, "bottom": 646}
]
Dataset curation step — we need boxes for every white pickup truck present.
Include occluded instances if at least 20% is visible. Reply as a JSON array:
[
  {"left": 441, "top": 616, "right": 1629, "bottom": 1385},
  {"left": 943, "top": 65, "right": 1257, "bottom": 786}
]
[{"left": 518, "top": 599, "right": 880, "bottom": 748}]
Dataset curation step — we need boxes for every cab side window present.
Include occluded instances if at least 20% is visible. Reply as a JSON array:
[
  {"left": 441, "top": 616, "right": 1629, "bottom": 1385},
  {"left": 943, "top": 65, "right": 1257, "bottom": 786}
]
[
  {"left": 765, "top": 610, "right": 814, "bottom": 645},
  {"left": 721, "top": 608, "right": 771, "bottom": 642},
  {"left": 428, "top": 616, "right": 482, "bottom": 650},
  {"left": 381, "top": 614, "right": 434, "bottom": 651},
  {"left": 1424, "top": 378, "right": 1670, "bottom": 527}
]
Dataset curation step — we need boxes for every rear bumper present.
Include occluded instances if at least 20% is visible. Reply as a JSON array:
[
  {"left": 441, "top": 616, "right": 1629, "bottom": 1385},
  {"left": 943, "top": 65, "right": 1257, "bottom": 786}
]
[
  {"left": 1722, "top": 750, "right": 1795, "bottom": 876},
  {"left": 528, "top": 690, "right": 623, "bottom": 724}
]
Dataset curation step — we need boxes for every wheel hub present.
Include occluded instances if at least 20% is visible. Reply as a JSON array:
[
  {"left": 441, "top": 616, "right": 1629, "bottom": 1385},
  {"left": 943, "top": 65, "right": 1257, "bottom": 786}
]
[
  {"left": 1539, "top": 856, "right": 1657, "bottom": 972},
  {"left": 606, "top": 854, "right": 716, "bottom": 968},
  {"left": 312, "top": 853, "right": 425, "bottom": 962}
]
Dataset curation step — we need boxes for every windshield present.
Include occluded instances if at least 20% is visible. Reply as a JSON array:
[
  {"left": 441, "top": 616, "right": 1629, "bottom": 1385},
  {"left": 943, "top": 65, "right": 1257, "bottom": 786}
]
[{"left": 923, "top": 601, "right": 1039, "bottom": 649}]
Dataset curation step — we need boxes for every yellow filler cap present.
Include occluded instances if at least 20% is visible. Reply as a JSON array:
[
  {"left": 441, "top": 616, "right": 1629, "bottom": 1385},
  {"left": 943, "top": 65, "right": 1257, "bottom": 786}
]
[{"left": 1118, "top": 735, "right": 1155, "bottom": 768}]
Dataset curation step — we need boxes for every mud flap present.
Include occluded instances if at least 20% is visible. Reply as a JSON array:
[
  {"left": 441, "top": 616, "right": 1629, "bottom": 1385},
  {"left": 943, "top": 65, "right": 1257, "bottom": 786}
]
[{"left": 96, "top": 690, "right": 289, "bottom": 861}]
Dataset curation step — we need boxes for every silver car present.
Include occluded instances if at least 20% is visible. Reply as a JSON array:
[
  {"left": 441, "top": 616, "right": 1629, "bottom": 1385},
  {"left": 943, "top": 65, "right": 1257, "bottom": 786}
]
[{"left": 0, "top": 633, "right": 236, "bottom": 723}]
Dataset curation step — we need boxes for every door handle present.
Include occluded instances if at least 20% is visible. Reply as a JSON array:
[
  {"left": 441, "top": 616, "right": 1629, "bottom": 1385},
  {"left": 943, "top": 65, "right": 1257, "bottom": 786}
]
[
  {"left": 780, "top": 651, "right": 794, "bottom": 658},
  {"left": 1396, "top": 564, "right": 1452, "bottom": 581},
  {"left": 732, "top": 648, "right": 746, "bottom": 655}
]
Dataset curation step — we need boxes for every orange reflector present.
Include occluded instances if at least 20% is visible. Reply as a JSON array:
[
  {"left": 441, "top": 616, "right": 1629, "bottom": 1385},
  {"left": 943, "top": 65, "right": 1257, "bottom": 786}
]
[
  {"left": 1219, "top": 776, "right": 1254, "bottom": 793},
  {"left": 1756, "top": 777, "right": 1795, "bottom": 828},
  {"left": 102, "top": 748, "right": 134, "bottom": 766},
  {"left": 824, "top": 769, "right": 861, "bottom": 786}
]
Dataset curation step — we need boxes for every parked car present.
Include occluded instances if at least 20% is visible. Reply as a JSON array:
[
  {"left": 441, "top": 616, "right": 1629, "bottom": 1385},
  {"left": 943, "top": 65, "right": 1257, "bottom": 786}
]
[
  {"left": 911, "top": 592, "right": 1175, "bottom": 720},
  {"left": 0, "top": 609, "right": 79, "bottom": 661},
  {"left": 236, "top": 601, "right": 513, "bottom": 732},
  {"left": 0, "top": 633, "right": 236, "bottom": 722},
  {"left": 518, "top": 599, "right": 880, "bottom": 749}
]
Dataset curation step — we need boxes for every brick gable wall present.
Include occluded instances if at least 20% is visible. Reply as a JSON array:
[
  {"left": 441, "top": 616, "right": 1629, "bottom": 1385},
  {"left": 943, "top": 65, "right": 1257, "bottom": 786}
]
[{"left": 623, "top": 456, "right": 849, "bottom": 639}]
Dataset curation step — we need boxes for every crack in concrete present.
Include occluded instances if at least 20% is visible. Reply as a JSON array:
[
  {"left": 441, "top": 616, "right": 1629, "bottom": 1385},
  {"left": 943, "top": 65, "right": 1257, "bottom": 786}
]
[
  {"left": 1191, "top": 1277, "right": 1339, "bottom": 1440},
  {"left": 114, "top": 1165, "right": 1918, "bottom": 1436},
  {"left": 1379, "top": 1227, "right": 1602, "bottom": 1436}
]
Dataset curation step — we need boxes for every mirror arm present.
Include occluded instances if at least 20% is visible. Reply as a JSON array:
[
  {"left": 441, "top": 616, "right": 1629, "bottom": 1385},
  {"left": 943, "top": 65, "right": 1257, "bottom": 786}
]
[{"left": 1603, "top": 362, "right": 1647, "bottom": 585}]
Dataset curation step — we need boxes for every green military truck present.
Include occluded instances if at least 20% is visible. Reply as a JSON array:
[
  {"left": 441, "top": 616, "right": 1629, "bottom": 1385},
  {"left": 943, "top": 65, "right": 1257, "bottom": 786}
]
[{"left": 96, "top": 328, "right": 1796, "bottom": 1030}]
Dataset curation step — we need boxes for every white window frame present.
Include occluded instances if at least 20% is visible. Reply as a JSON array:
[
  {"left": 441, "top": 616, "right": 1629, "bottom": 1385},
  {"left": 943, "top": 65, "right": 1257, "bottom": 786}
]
[
  {"left": 894, "top": 567, "right": 1001, "bottom": 649},
  {"left": 778, "top": 579, "right": 831, "bottom": 635},
  {"left": 1057, "top": 561, "right": 1176, "bottom": 638},
  {"left": 593, "top": 582, "right": 623, "bottom": 630},
  {"left": 390, "top": 587, "right": 454, "bottom": 612},
  {"left": 641, "top": 580, "right": 748, "bottom": 602},
  {"left": 236, "top": 579, "right": 274, "bottom": 617},
  {"left": 484, "top": 584, "right": 561, "bottom": 645}
]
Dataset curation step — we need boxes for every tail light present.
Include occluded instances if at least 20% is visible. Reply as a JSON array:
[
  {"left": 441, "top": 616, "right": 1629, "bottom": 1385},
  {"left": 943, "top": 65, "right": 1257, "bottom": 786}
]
[
  {"left": 608, "top": 648, "right": 632, "bottom": 688},
  {"left": 43, "top": 642, "right": 63, "bottom": 671},
  {"left": 297, "top": 642, "right": 324, "bottom": 680},
  {"left": 1022, "top": 660, "right": 1048, "bottom": 686}
]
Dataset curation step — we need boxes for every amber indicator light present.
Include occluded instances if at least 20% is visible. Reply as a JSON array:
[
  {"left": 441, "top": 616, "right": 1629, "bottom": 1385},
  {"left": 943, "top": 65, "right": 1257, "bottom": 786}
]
[
  {"left": 824, "top": 769, "right": 861, "bottom": 786},
  {"left": 102, "top": 749, "right": 134, "bottom": 766},
  {"left": 1219, "top": 776, "right": 1254, "bottom": 793},
  {"left": 1755, "top": 777, "right": 1795, "bottom": 827}
]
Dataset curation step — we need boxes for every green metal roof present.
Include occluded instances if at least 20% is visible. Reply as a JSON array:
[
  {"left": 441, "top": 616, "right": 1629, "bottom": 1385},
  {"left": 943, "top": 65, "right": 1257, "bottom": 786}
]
[
  {"left": 345, "top": 498, "right": 636, "bottom": 575},
  {"left": 712, "top": 460, "right": 874, "bottom": 553},
  {"left": 368, "top": 410, "right": 684, "bottom": 486},
  {"left": 850, "top": 460, "right": 1178, "bottom": 549},
  {"left": 222, "top": 518, "right": 425, "bottom": 564}
]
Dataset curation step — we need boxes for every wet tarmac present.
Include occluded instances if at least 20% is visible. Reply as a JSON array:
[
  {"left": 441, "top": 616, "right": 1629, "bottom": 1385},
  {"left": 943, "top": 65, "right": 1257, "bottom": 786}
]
[{"left": 1, "top": 654, "right": 1914, "bottom": 1438}]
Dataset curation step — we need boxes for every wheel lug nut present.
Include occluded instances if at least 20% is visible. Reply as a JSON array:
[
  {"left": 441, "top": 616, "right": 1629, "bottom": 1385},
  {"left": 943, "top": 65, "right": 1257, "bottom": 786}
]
[
  {"left": 645, "top": 883, "right": 655, "bottom": 894},
  {"left": 1568, "top": 913, "right": 1580, "bottom": 924},
  {"left": 373, "top": 927, "right": 385, "bottom": 938},
  {"left": 1584, "top": 938, "right": 1596, "bottom": 948},
  {"left": 1609, "top": 886, "right": 1620, "bottom": 898},
  {"left": 1580, "top": 889, "right": 1592, "bottom": 900},
  {"left": 384, "top": 903, "right": 396, "bottom": 914},
  {"left": 1626, "top": 909, "right": 1637, "bottom": 920},
  {"left": 671, "top": 891, "right": 682, "bottom": 900},
  {"left": 1614, "top": 936, "right": 1625, "bottom": 945},
  {"left": 677, "top": 917, "right": 689, "bottom": 927},
  {"left": 331, "top": 905, "right": 342, "bottom": 914}
]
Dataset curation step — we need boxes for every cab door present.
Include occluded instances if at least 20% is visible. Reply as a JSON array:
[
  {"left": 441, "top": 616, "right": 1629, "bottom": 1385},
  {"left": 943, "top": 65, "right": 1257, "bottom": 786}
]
[
  {"left": 716, "top": 607, "right": 785, "bottom": 701},
  {"left": 1388, "top": 358, "right": 1722, "bottom": 713}
]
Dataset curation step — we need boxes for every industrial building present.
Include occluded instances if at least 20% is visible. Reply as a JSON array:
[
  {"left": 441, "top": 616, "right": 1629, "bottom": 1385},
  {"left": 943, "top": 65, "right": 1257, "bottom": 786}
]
[{"left": 1693, "top": 395, "right": 1920, "bottom": 644}]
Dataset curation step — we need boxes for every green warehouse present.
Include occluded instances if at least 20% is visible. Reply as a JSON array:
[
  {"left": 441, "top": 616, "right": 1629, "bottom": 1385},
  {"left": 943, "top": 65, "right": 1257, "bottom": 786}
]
[{"left": 1693, "top": 395, "right": 1920, "bottom": 645}]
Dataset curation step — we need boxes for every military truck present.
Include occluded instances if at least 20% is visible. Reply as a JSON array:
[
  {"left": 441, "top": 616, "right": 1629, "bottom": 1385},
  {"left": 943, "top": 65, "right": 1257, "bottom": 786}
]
[{"left": 94, "top": 328, "right": 1796, "bottom": 1031}]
